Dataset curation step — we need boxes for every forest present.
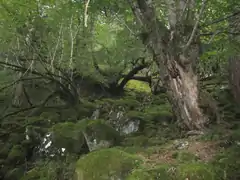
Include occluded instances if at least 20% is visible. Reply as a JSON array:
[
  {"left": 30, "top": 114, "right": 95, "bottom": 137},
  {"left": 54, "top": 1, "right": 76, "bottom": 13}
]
[{"left": 0, "top": 0, "right": 240, "bottom": 179}]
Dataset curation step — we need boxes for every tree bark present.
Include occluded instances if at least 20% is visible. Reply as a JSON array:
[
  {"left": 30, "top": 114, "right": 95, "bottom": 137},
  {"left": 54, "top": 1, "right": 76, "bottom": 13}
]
[
  {"left": 128, "top": 0, "right": 208, "bottom": 130},
  {"left": 228, "top": 9, "right": 240, "bottom": 103}
]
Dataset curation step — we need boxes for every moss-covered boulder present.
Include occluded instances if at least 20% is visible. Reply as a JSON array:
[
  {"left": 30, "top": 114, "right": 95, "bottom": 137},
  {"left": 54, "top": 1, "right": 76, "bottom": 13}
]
[
  {"left": 51, "top": 119, "right": 121, "bottom": 153},
  {"left": 75, "top": 148, "right": 142, "bottom": 180},
  {"left": 51, "top": 122, "right": 85, "bottom": 153},
  {"left": 77, "top": 119, "right": 122, "bottom": 145}
]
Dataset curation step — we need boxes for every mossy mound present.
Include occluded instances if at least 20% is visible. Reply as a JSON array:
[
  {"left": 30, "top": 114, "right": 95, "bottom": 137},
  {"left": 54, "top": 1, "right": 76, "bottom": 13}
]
[
  {"left": 75, "top": 148, "right": 142, "bottom": 180},
  {"left": 51, "top": 119, "right": 121, "bottom": 153},
  {"left": 52, "top": 122, "right": 85, "bottom": 153},
  {"left": 76, "top": 119, "right": 122, "bottom": 144}
]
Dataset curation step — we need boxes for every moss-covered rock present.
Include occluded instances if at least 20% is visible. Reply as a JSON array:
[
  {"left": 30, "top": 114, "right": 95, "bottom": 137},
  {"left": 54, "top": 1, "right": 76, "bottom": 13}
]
[
  {"left": 51, "top": 122, "right": 85, "bottom": 153},
  {"left": 75, "top": 148, "right": 142, "bottom": 180},
  {"left": 76, "top": 119, "right": 122, "bottom": 145}
]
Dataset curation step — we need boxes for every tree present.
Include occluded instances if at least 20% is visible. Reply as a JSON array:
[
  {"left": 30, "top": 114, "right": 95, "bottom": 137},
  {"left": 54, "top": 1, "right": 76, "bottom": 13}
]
[
  {"left": 228, "top": 7, "right": 240, "bottom": 103},
  {"left": 127, "top": 0, "right": 208, "bottom": 130}
]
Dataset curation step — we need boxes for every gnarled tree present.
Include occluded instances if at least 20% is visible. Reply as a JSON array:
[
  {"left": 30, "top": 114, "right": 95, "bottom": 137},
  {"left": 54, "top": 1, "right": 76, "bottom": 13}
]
[{"left": 127, "top": 0, "right": 208, "bottom": 130}]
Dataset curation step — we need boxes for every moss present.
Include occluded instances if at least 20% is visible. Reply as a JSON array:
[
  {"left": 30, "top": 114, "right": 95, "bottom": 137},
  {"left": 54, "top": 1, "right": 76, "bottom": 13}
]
[
  {"left": 213, "top": 145, "right": 240, "bottom": 180},
  {"left": 172, "top": 151, "right": 199, "bottom": 163},
  {"left": 21, "top": 168, "right": 41, "bottom": 180},
  {"left": 126, "top": 169, "right": 153, "bottom": 180},
  {"left": 127, "top": 165, "right": 175, "bottom": 180},
  {"left": 176, "top": 163, "right": 215, "bottom": 180},
  {"left": 77, "top": 101, "right": 97, "bottom": 118},
  {"left": 21, "top": 159, "right": 76, "bottom": 180},
  {"left": 143, "top": 104, "right": 172, "bottom": 122},
  {"left": 151, "top": 165, "right": 175, "bottom": 179},
  {"left": 126, "top": 111, "right": 145, "bottom": 120},
  {"left": 123, "top": 135, "right": 149, "bottom": 146},
  {"left": 106, "top": 98, "right": 140, "bottom": 109},
  {"left": 125, "top": 80, "right": 151, "bottom": 93},
  {"left": 76, "top": 119, "right": 122, "bottom": 144},
  {"left": 21, "top": 165, "right": 56, "bottom": 180},
  {"left": 52, "top": 122, "right": 85, "bottom": 153},
  {"left": 7, "top": 145, "right": 26, "bottom": 163},
  {"left": 0, "top": 143, "right": 12, "bottom": 158},
  {"left": 8, "top": 133, "right": 25, "bottom": 144},
  {"left": 40, "top": 112, "right": 60, "bottom": 123},
  {"left": 117, "top": 146, "right": 146, "bottom": 154},
  {"left": 76, "top": 148, "right": 142, "bottom": 180},
  {"left": 4, "top": 167, "right": 24, "bottom": 180}
]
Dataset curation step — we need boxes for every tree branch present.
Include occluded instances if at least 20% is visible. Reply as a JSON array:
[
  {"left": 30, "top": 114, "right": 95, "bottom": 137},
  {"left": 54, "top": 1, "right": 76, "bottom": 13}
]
[
  {"left": 128, "top": 75, "right": 151, "bottom": 83},
  {"left": 184, "top": 0, "right": 207, "bottom": 51},
  {"left": 201, "top": 10, "right": 240, "bottom": 28},
  {"left": 118, "top": 60, "right": 149, "bottom": 89}
]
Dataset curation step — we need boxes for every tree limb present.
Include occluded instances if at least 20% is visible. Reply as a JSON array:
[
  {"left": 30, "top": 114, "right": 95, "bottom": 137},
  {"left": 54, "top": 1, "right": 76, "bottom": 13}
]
[
  {"left": 118, "top": 61, "right": 149, "bottom": 89},
  {"left": 184, "top": 0, "right": 207, "bottom": 51},
  {"left": 201, "top": 10, "right": 240, "bottom": 28}
]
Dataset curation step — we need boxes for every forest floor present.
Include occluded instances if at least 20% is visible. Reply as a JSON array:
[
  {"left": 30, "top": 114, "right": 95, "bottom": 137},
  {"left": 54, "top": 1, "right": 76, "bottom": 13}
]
[{"left": 137, "top": 138, "right": 221, "bottom": 165}]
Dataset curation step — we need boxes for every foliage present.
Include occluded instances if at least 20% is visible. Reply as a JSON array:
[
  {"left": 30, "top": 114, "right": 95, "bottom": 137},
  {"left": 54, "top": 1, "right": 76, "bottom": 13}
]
[{"left": 0, "top": 0, "right": 240, "bottom": 179}]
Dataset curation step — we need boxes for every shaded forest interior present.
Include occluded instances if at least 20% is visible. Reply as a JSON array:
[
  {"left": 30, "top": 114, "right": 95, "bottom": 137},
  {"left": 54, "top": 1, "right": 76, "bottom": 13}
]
[{"left": 0, "top": 0, "right": 240, "bottom": 180}]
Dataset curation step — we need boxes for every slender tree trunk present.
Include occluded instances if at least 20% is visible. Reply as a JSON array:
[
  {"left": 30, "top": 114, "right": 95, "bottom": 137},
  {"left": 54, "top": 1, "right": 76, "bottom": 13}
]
[
  {"left": 228, "top": 9, "right": 240, "bottom": 103},
  {"left": 128, "top": 0, "right": 208, "bottom": 130}
]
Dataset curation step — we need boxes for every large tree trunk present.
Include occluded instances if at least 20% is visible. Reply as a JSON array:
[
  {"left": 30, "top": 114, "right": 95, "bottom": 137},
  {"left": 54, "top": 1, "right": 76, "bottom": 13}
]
[
  {"left": 128, "top": 0, "right": 208, "bottom": 130},
  {"left": 164, "top": 60, "right": 207, "bottom": 129}
]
